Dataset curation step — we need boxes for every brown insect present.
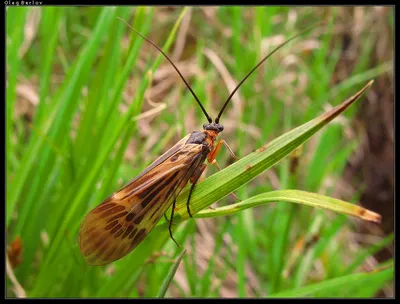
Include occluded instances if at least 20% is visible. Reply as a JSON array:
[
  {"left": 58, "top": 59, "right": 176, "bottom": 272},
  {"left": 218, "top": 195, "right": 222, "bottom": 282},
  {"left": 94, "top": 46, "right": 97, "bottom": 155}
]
[{"left": 78, "top": 18, "right": 318, "bottom": 266}]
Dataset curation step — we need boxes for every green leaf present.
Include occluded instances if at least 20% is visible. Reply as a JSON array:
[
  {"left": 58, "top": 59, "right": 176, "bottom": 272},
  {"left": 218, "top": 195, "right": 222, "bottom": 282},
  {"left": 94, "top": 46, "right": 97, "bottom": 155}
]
[
  {"left": 157, "top": 249, "right": 187, "bottom": 298},
  {"left": 195, "top": 190, "right": 381, "bottom": 223}
]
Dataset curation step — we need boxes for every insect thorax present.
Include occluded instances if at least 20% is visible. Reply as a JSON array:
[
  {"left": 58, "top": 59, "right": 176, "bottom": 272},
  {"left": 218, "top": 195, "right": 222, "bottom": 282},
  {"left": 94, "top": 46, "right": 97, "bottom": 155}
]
[{"left": 186, "top": 131, "right": 207, "bottom": 145}]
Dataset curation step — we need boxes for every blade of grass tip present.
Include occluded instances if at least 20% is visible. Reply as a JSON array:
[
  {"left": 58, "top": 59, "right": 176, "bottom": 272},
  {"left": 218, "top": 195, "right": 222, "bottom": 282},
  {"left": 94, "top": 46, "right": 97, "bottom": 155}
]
[
  {"left": 173, "top": 80, "right": 374, "bottom": 220},
  {"left": 157, "top": 249, "right": 187, "bottom": 298},
  {"left": 182, "top": 244, "right": 196, "bottom": 296},
  {"left": 157, "top": 220, "right": 194, "bottom": 291},
  {"left": 195, "top": 190, "right": 381, "bottom": 224}
]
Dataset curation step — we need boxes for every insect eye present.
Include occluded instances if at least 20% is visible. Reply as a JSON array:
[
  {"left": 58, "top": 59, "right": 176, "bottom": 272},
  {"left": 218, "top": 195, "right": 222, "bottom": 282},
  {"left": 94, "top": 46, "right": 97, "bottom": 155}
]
[
  {"left": 203, "top": 124, "right": 207, "bottom": 130},
  {"left": 218, "top": 125, "right": 224, "bottom": 132}
]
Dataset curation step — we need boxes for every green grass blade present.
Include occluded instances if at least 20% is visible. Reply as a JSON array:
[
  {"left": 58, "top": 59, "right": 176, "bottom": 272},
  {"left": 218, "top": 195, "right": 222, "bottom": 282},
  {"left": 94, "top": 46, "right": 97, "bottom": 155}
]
[
  {"left": 36, "top": 7, "right": 62, "bottom": 124},
  {"left": 6, "top": 8, "right": 28, "bottom": 224},
  {"left": 341, "top": 233, "right": 394, "bottom": 276},
  {"left": 7, "top": 7, "right": 117, "bottom": 227},
  {"left": 269, "top": 266, "right": 393, "bottom": 298},
  {"left": 195, "top": 190, "right": 381, "bottom": 223},
  {"left": 157, "top": 249, "right": 187, "bottom": 298}
]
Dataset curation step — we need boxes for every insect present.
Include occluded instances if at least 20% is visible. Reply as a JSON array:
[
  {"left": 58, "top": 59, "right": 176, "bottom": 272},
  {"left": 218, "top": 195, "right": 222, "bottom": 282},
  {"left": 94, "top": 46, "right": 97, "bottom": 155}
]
[{"left": 78, "top": 18, "right": 319, "bottom": 266}]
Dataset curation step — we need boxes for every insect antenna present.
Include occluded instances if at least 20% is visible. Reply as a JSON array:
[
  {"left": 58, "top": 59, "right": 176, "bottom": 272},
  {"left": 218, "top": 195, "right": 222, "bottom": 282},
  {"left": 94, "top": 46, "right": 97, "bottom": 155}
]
[
  {"left": 215, "top": 22, "right": 325, "bottom": 124},
  {"left": 117, "top": 17, "right": 212, "bottom": 123}
]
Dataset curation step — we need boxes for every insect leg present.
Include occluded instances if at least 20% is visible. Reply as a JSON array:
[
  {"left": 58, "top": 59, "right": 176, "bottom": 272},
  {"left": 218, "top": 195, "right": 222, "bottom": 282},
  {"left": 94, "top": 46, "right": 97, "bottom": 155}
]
[
  {"left": 165, "top": 163, "right": 199, "bottom": 246},
  {"left": 210, "top": 158, "right": 241, "bottom": 202},
  {"left": 221, "top": 139, "right": 239, "bottom": 160},
  {"left": 164, "top": 214, "right": 170, "bottom": 223},
  {"left": 168, "top": 196, "right": 180, "bottom": 247},
  {"left": 207, "top": 140, "right": 222, "bottom": 163},
  {"left": 207, "top": 139, "right": 241, "bottom": 201},
  {"left": 187, "top": 164, "right": 207, "bottom": 217},
  {"left": 208, "top": 139, "right": 238, "bottom": 164}
]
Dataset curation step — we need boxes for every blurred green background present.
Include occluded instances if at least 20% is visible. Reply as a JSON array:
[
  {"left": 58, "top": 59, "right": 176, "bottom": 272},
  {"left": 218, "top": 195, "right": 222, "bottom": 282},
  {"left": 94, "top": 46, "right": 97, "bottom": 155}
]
[{"left": 6, "top": 6, "right": 393, "bottom": 298}]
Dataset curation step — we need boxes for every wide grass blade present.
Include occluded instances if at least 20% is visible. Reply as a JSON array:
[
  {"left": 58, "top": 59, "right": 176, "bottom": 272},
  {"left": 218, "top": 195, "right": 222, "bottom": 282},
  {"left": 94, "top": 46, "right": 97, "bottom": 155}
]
[{"left": 195, "top": 190, "right": 381, "bottom": 223}]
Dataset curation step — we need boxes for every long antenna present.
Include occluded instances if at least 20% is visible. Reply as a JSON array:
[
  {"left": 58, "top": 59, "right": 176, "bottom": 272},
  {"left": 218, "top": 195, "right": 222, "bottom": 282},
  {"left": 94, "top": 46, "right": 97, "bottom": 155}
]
[
  {"left": 117, "top": 17, "right": 212, "bottom": 123},
  {"left": 215, "top": 22, "right": 325, "bottom": 124}
]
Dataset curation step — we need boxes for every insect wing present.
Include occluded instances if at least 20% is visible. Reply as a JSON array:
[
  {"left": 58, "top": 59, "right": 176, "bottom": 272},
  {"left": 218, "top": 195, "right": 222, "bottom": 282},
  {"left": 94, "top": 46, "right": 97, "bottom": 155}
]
[{"left": 79, "top": 137, "right": 205, "bottom": 265}]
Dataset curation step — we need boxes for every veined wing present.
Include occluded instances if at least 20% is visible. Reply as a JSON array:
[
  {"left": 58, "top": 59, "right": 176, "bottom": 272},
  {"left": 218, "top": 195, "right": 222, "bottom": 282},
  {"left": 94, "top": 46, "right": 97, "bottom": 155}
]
[
  {"left": 78, "top": 137, "right": 208, "bottom": 266},
  {"left": 116, "top": 134, "right": 191, "bottom": 192}
]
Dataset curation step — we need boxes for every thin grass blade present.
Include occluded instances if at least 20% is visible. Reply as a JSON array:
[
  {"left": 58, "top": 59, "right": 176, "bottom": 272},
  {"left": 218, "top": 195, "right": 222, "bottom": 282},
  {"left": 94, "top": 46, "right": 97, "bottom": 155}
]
[{"left": 157, "top": 249, "right": 187, "bottom": 298}]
